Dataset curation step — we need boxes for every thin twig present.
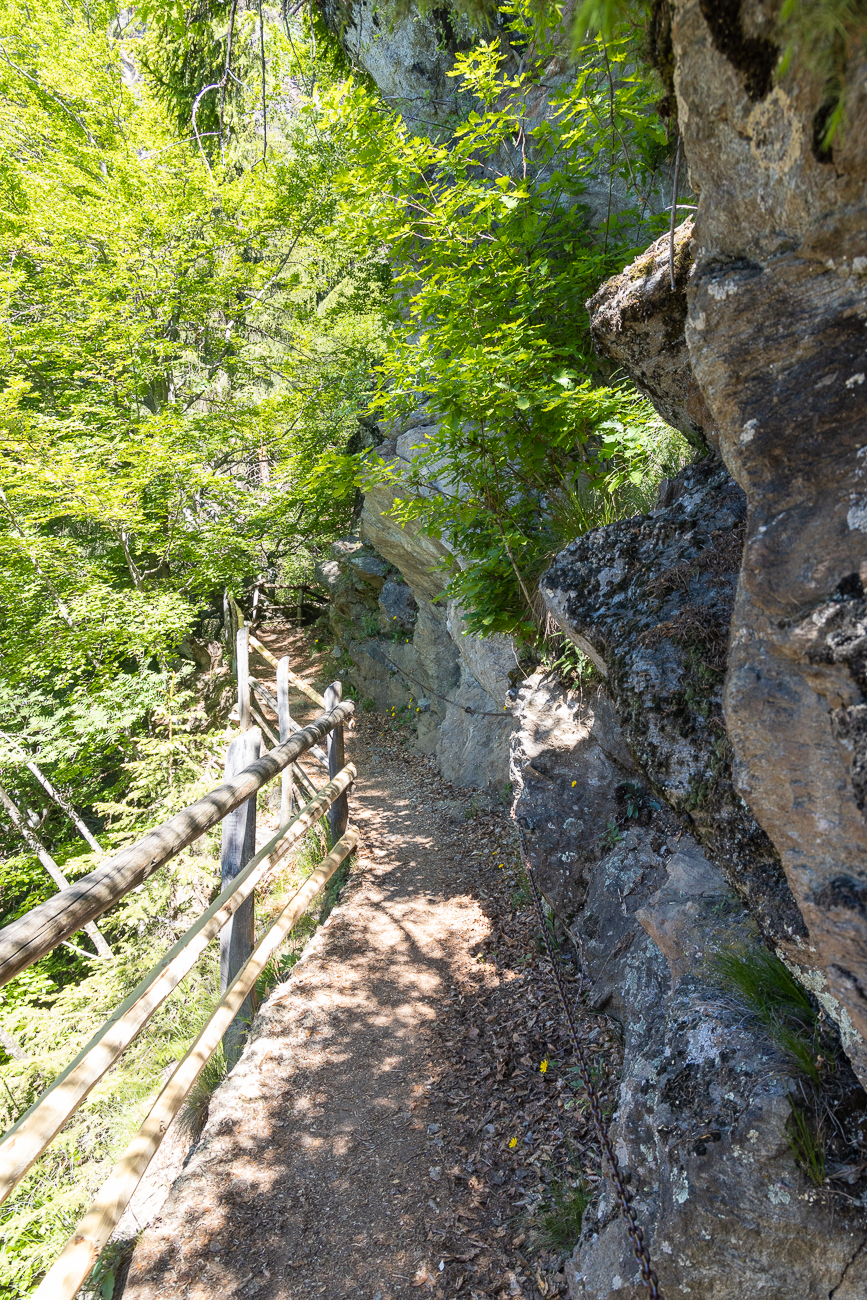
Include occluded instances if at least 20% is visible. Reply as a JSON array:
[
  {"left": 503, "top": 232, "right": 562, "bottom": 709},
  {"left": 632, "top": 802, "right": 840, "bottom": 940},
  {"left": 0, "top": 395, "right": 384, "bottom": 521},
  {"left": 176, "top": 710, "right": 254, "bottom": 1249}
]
[{"left": 192, "top": 83, "right": 221, "bottom": 184}]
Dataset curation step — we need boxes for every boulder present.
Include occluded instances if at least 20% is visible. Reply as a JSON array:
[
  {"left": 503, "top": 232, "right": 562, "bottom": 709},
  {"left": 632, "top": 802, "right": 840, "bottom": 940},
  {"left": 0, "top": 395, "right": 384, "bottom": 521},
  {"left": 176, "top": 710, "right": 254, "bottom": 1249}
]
[
  {"left": 586, "top": 218, "right": 716, "bottom": 452},
  {"left": 378, "top": 577, "right": 418, "bottom": 631}
]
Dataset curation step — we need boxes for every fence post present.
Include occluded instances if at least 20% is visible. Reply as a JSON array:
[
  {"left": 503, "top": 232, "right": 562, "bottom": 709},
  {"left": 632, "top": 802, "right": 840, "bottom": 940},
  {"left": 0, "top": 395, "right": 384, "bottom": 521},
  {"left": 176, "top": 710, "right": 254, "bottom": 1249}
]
[
  {"left": 236, "top": 626, "right": 250, "bottom": 732},
  {"left": 324, "top": 681, "right": 348, "bottom": 843},
  {"left": 219, "top": 727, "right": 261, "bottom": 1069},
  {"left": 276, "top": 656, "right": 294, "bottom": 824}
]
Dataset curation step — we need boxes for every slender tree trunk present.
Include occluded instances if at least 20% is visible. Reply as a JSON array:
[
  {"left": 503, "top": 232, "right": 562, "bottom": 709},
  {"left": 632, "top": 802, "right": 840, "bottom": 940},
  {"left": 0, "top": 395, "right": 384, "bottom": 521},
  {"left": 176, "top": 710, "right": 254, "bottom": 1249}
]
[{"left": 0, "top": 786, "right": 113, "bottom": 960}]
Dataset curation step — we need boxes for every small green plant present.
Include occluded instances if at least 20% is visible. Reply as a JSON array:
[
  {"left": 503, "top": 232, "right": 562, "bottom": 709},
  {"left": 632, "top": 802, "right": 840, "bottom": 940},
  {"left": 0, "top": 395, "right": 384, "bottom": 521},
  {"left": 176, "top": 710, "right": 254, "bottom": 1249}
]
[
  {"left": 361, "top": 697, "right": 377, "bottom": 712},
  {"left": 599, "top": 820, "right": 624, "bottom": 852},
  {"left": 319, "top": 854, "right": 353, "bottom": 924},
  {"left": 360, "top": 613, "right": 381, "bottom": 638},
  {"left": 539, "top": 1178, "right": 592, "bottom": 1251},
  {"left": 710, "top": 944, "right": 822, "bottom": 1083},
  {"left": 510, "top": 882, "right": 531, "bottom": 909},
  {"left": 176, "top": 1044, "right": 229, "bottom": 1141},
  {"left": 86, "top": 1238, "right": 137, "bottom": 1300},
  {"left": 787, "top": 1104, "right": 826, "bottom": 1186}
]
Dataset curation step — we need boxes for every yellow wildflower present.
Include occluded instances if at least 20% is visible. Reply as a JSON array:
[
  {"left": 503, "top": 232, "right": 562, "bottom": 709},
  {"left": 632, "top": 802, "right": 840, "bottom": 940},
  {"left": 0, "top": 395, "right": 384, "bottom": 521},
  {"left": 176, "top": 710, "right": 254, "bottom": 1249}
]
[
  {"left": 540, "top": 1058, "right": 548, "bottom": 1074},
  {"left": 509, "top": 1136, "right": 517, "bottom": 1149}
]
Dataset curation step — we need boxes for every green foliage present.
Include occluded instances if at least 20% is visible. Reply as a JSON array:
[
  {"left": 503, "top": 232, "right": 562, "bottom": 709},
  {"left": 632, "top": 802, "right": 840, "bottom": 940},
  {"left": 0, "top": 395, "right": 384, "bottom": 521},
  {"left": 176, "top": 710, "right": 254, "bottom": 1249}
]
[
  {"left": 0, "top": 0, "right": 386, "bottom": 706},
  {"left": 327, "top": 6, "right": 687, "bottom": 643},
  {"left": 710, "top": 944, "right": 823, "bottom": 1084},
  {"left": 539, "top": 1177, "right": 592, "bottom": 1250},
  {"left": 598, "top": 819, "right": 624, "bottom": 852},
  {"left": 135, "top": 0, "right": 240, "bottom": 146}
]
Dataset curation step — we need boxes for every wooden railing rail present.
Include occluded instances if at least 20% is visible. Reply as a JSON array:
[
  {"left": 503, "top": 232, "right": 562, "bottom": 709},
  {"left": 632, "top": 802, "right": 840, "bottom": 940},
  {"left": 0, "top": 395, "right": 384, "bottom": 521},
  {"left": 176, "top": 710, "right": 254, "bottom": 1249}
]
[
  {"left": 33, "top": 827, "right": 359, "bottom": 1300},
  {"left": 0, "top": 702, "right": 354, "bottom": 988},
  {"left": 0, "top": 765, "right": 355, "bottom": 1207},
  {"left": 250, "top": 674, "right": 329, "bottom": 768},
  {"left": 0, "top": 621, "right": 358, "bottom": 1300}
]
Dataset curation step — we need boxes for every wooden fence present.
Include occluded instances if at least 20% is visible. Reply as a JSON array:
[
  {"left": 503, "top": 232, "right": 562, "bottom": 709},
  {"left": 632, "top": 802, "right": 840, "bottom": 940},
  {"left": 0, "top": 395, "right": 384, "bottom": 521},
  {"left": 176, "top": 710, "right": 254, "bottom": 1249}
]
[{"left": 0, "top": 631, "right": 356, "bottom": 1300}]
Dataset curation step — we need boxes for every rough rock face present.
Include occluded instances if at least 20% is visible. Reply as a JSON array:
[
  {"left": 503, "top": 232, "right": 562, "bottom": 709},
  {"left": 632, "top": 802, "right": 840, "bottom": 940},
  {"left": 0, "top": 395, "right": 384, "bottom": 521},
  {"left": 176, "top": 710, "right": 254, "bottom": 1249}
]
[
  {"left": 564, "top": 823, "right": 867, "bottom": 1300},
  {"left": 319, "top": 0, "right": 471, "bottom": 119},
  {"left": 586, "top": 219, "right": 716, "bottom": 453},
  {"left": 510, "top": 675, "right": 638, "bottom": 919},
  {"left": 540, "top": 455, "right": 805, "bottom": 947},
  {"left": 318, "top": 432, "right": 520, "bottom": 788},
  {"left": 667, "top": 0, "right": 867, "bottom": 1084},
  {"left": 505, "top": 674, "right": 867, "bottom": 1298}
]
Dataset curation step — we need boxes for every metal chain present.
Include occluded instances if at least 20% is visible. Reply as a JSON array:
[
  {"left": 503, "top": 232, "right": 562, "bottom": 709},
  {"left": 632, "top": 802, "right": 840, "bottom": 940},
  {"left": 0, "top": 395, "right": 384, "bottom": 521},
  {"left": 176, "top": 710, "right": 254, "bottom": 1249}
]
[
  {"left": 378, "top": 651, "right": 515, "bottom": 719},
  {"left": 510, "top": 813, "right": 663, "bottom": 1300}
]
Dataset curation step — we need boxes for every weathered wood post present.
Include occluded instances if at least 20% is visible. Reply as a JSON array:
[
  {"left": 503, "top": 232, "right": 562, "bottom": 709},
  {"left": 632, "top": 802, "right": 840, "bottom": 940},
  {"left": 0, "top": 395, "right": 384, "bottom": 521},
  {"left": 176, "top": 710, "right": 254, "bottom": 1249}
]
[
  {"left": 324, "top": 681, "right": 348, "bottom": 844},
  {"left": 236, "top": 625, "right": 250, "bottom": 732},
  {"left": 276, "top": 656, "right": 294, "bottom": 825},
  {"left": 219, "top": 727, "right": 261, "bottom": 1069}
]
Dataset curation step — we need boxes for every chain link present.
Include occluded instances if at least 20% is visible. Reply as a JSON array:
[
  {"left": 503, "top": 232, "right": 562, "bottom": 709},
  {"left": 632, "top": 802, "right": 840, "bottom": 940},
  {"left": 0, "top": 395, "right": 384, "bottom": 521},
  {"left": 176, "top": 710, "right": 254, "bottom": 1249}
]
[{"left": 510, "top": 813, "right": 663, "bottom": 1300}]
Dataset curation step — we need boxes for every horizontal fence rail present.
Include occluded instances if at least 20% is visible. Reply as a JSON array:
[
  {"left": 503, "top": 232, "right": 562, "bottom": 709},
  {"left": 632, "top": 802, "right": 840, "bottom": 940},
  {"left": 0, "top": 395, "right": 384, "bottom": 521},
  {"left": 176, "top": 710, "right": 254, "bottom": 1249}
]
[
  {"left": 0, "top": 765, "right": 356, "bottom": 1207},
  {"left": 33, "top": 827, "right": 360, "bottom": 1300},
  {"left": 0, "top": 640, "right": 358, "bottom": 1300},
  {"left": 0, "top": 702, "right": 354, "bottom": 987}
]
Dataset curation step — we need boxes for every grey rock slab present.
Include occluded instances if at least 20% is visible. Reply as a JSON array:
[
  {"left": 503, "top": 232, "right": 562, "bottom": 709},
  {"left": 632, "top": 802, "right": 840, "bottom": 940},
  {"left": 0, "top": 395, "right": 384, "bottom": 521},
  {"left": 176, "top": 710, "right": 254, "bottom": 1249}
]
[
  {"left": 566, "top": 826, "right": 867, "bottom": 1300},
  {"left": 435, "top": 666, "right": 515, "bottom": 790},
  {"left": 510, "top": 675, "right": 637, "bottom": 920},
  {"left": 345, "top": 552, "right": 388, "bottom": 590},
  {"left": 447, "top": 600, "right": 515, "bottom": 708},
  {"left": 360, "top": 479, "right": 450, "bottom": 604},
  {"left": 540, "top": 456, "right": 801, "bottom": 947}
]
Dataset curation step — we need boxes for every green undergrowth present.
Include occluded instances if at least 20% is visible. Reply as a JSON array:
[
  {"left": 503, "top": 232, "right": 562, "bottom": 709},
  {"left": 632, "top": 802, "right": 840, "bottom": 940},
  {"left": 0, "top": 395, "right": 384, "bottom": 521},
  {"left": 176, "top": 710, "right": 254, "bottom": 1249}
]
[{"left": 710, "top": 943, "right": 822, "bottom": 1083}]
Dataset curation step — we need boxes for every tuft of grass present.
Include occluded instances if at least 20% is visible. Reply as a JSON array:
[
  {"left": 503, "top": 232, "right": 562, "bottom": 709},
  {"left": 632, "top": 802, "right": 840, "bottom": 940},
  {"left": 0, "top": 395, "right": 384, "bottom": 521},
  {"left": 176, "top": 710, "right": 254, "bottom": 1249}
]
[
  {"left": 710, "top": 944, "right": 822, "bottom": 1083},
  {"left": 176, "top": 1045, "right": 229, "bottom": 1142},
  {"left": 539, "top": 1179, "right": 592, "bottom": 1251},
  {"left": 788, "top": 1104, "right": 826, "bottom": 1186}
]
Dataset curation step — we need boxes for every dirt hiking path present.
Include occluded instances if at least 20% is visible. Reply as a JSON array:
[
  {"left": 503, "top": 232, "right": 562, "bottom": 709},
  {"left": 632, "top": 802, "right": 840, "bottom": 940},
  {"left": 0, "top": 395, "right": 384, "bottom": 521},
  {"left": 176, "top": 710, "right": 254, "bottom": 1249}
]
[{"left": 123, "top": 639, "right": 614, "bottom": 1300}]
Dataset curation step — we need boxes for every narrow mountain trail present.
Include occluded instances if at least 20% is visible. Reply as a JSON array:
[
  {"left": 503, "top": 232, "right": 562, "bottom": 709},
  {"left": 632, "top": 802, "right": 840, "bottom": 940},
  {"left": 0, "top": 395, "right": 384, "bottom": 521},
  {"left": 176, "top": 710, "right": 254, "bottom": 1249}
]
[{"left": 121, "top": 633, "right": 616, "bottom": 1300}]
